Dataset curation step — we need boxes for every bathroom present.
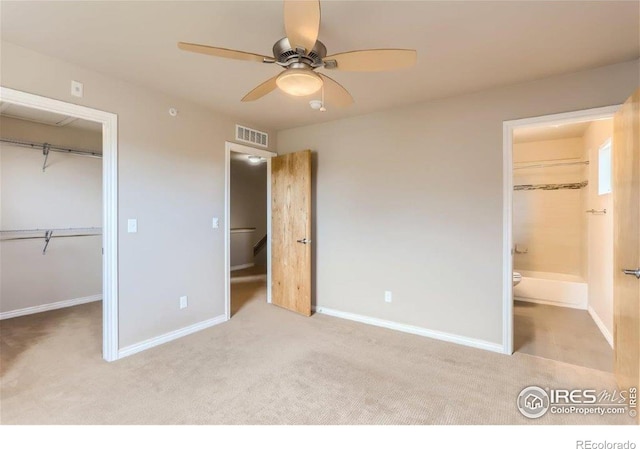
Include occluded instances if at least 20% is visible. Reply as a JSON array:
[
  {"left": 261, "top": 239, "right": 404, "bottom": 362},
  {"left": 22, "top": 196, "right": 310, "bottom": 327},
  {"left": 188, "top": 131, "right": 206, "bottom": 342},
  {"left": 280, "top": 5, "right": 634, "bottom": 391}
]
[{"left": 512, "top": 117, "right": 614, "bottom": 371}]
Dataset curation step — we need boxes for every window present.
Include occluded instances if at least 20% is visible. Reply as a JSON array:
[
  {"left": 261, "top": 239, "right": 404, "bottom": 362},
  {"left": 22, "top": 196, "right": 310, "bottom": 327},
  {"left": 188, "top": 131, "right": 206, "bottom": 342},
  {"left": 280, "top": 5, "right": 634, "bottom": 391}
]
[{"left": 598, "top": 140, "right": 612, "bottom": 195}]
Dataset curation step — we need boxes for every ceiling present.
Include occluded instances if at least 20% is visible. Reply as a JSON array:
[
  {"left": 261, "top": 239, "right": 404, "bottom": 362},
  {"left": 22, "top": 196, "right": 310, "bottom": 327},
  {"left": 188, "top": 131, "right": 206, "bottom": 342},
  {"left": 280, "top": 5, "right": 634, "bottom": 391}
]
[
  {"left": 230, "top": 151, "right": 266, "bottom": 163},
  {"left": 0, "top": 101, "right": 103, "bottom": 132},
  {"left": 1, "top": 1, "right": 638, "bottom": 131},
  {"left": 513, "top": 121, "right": 598, "bottom": 144}
]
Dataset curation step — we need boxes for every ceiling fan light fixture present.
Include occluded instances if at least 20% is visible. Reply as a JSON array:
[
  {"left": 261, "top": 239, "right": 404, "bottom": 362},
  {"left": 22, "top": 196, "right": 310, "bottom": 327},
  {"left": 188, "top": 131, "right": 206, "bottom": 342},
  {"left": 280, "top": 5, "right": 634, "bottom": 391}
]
[
  {"left": 178, "top": 0, "right": 416, "bottom": 106},
  {"left": 276, "top": 69, "right": 323, "bottom": 96}
]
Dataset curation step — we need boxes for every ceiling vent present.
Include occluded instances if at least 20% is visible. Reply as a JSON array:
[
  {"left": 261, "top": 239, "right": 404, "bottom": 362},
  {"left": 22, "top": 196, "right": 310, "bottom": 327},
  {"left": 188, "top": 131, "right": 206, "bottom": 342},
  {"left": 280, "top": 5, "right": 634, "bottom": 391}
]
[{"left": 236, "top": 125, "right": 268, "bottom": 148}]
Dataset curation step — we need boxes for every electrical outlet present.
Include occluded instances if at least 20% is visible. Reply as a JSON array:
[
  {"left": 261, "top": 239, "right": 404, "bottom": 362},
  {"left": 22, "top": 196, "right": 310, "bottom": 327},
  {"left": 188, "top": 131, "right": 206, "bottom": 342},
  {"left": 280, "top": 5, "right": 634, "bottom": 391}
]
[
  {"left": 180, "top": 296, "right": 188, "bottom": 309},
  {"left": 212, "top": 217, "right": 219, "bottom": 229},
  {"left": 385, "top": 291, "right": 392, "bottom": 303},
  {"left": 127, "top": 219, "right": 137, "bottom": 233}
]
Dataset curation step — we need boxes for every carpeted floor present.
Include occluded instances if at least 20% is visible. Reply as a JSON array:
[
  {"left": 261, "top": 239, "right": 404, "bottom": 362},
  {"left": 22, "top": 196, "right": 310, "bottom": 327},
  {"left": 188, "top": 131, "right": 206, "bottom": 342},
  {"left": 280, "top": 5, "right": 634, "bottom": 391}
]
[{"left": 0, "top": 281, "right": 635, "bottom": 425}]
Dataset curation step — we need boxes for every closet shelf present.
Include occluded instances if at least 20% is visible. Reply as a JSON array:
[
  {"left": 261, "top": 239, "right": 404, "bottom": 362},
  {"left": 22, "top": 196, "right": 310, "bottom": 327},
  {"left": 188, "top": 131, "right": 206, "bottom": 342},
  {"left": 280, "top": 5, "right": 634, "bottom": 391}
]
[
  {"left": 0, "top": 137, "right": 102, "bottom": 172},
  {"left": 513, "top": 160, "right": 589, "bottom": 170},
  {"left": 0, "top": 227, "right": 102, "bottom": 254}
]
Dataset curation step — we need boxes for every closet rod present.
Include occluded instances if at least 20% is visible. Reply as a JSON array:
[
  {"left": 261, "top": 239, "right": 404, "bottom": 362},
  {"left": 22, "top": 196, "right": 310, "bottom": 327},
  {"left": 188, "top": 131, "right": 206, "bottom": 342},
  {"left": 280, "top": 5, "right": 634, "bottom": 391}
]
[
  {"left": 0, "top": 138, "right": 102, "bottom": 158},
  {"left": 1, "top": 234, "right": 101, "bottom": 241},
  {"left": 0, "top": 228, "right": 102, "bottom": 254},
  {"left": 0, "top": 227, "right": 102, "bottom": 234},
  {"left": 514, "top": 160, "right": 589, "bottom": 170}
]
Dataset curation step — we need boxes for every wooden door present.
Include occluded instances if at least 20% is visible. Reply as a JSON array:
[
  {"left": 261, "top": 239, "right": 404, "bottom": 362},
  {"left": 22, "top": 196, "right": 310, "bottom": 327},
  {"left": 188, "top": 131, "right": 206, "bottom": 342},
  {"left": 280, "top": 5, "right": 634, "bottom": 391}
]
[
  {"left": 613, "top": 89, "right": 639, "bottom": 415},
  {"left": 271, "top": 150, "right": 312, "bottom": 316}
]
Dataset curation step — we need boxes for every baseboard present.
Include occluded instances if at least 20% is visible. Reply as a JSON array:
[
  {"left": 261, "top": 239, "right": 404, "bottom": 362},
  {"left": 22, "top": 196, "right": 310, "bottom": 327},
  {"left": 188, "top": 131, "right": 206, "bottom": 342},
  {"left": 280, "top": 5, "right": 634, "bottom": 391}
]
[
  {"left": 118, "top": 314, "right": 227, "bottom": 359},
  {"left": 514, "top": 296, "right": 587, "bottom": 310},
  {"left": 0, "top": 294, "right": 102, "bottom": 320},
  {"left": 313, "top": 306, "right": 504, "bottom": 354},
  {"left": 588, "top": 306, "right": 614, "bottom": 349},
  {"left": 230, "top": 263, "right": 255, "bottom": 272}
]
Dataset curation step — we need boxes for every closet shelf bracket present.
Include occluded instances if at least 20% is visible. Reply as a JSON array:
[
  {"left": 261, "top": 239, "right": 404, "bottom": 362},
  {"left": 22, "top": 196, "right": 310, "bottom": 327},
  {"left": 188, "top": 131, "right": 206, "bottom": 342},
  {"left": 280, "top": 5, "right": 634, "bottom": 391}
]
[
  {"left": 42, "top": 230, "right": 53, "bottom": 255},
  {"left": 42, "top": 143, "right": 51, "bottom": 172}
]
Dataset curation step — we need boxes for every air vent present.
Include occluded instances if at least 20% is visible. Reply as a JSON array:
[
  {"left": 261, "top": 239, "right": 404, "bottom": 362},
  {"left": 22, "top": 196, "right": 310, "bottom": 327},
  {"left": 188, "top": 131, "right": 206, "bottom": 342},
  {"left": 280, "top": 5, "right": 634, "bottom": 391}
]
[{"left": 236, "top": 125, "right": 268, "bottom": 148}]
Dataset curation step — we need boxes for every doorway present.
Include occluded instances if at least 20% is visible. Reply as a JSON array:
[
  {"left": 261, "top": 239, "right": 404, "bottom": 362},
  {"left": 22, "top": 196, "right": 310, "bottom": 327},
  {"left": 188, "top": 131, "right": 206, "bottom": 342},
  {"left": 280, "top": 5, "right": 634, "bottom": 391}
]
[
  {"left": 0, "top": 87, "right": 118, "bottom": 362},
  {"left": 224, "top": 142, "right": 276, "bottom": 319},
  {"left": 502, "top": 105, "right": 620, "bottom": 366}
]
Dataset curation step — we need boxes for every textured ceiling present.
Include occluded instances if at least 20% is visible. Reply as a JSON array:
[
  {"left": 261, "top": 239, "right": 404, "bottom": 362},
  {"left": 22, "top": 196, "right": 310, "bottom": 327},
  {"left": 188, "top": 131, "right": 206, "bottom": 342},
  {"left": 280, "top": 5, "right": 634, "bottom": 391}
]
[{"left": 1, "top": 1, "right": 638, "bottom": 131}]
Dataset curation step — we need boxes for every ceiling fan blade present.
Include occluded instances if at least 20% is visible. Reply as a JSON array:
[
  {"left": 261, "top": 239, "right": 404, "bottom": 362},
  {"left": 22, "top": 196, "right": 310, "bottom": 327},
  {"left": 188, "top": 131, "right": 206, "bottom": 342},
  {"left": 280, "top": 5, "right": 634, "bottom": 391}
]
[
  {"left": 318, "top": 73, "right": 353, "bottom": 107},
  {"left": 178, "top": 42, "right": 273, "bottom": 63},
  {"left": 324, "top": 49, "right": 417, "bottom": 72},
  {"left": 241, "top": 74, "right": 280, "bottom": 102},
  {"left": 284, "top": 0, "right": 320, "bottom": 53}
]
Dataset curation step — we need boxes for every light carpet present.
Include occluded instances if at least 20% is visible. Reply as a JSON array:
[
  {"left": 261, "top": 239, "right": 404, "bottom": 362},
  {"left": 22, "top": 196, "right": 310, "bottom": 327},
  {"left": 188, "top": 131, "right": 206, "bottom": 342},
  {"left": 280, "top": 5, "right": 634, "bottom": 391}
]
[{"left": 0, "top": 280, "right": 634, "bottom": 425}]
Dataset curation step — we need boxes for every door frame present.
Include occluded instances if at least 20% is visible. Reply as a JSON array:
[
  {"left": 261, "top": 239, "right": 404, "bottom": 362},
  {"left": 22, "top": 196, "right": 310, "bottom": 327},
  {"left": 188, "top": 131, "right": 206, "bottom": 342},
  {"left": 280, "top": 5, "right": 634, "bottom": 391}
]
[
  {"left": 0, "top": 86, "right": 119, "bottom": 362},
  {"left": 502, "top": 104, "right": 620, "bottom": 355},
  {"left": 224, "top": 141, "right": 277, "bottom": 320}
]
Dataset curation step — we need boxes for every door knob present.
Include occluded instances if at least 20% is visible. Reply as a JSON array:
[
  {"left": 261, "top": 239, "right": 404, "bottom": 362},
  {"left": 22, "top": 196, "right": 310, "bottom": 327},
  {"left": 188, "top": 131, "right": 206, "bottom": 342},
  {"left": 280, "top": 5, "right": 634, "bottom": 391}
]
[
  {"left": 296, "top": 238, "right": 311, "bottom": 244},
  {"left": 622, "top": 268, "right": 640, "bottom": 279}
]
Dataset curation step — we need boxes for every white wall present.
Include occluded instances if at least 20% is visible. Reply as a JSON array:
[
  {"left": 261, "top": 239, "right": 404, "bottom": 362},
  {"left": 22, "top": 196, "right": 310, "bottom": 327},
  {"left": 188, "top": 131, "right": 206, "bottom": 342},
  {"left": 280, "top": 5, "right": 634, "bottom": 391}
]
[
  {"left": 512, "top": 137, "right": 587, "bottom": 277},
  {"left": 230, "top": 156, "right": 267, "bottom": 267},
  {"left": 277, "top": 59, "right": 638, "bottom": 346},
  {"left": 0, "top": 118, "right": 102, "bottom": 312},
  {"left": 3, "top": 38, "right": 633, "bottom": 352},
  {"left": 0, "top": 115, "right": 102, "bottom": 150},
  {"left": 0, "top": 41, "right": 276, "bottom": 348},
  {"left": 584, "top": 119, "right": 614, "bottom": 342}
]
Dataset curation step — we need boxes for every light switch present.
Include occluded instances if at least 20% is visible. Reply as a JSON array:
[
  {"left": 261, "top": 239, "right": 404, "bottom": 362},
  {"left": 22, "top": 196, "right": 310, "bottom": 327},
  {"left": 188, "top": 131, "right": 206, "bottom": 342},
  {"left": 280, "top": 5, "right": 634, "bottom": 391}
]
[
  {"left": 212, "top": 217, "right": 219, "bottom": 229},
  {"left": 127, "top": 219, "right": 137, "bottom": 233}
]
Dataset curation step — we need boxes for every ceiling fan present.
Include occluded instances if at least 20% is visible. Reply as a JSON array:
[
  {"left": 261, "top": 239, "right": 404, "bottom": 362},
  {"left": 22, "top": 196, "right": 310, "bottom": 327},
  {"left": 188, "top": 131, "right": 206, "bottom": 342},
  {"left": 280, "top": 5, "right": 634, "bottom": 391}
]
[{"left": 177, "top": 0, "right": 417, "bottom": 107}]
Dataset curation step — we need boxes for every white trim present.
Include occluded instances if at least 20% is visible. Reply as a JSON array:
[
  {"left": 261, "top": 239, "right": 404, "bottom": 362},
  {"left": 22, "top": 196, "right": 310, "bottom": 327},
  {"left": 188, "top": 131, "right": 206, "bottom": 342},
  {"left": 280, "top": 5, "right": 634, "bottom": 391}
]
[
  {"left": 0, "top": 294, "right": 102, "bottom": 320},
  {"left": 225, "top": 141, "right": 276, "bottom": 319},
  {"left": 266, "top": 152, "right": 273, "bottom": 305},
  {"left": 118, "top": 315, "right": 227, "bottom": 359},
  {"left": 588, "top": 306, "right": 614, "bottom": 349},
  {"left": 514, "top": 297, "right": 587, "bottom": 310},
  {"left": 314, "top": 306, "right": 504, "bottom": 354},
  {"left": 225, "top": 146, "right": 230, "bottom": 321},
  {"left": 0, "top": 87, "right": 119, "bottom": 362},
  {"left": 502, "top": 105, "right": 620, "bottom": 356},
  {"left": 502, "top": 119, "right": 514, "bottom": 356},
  {"left": 230, "top": 263, "right": 255, "bottom": 272},
  {"left": 227, "top": 141, "right": 275, "bottom": 159}
]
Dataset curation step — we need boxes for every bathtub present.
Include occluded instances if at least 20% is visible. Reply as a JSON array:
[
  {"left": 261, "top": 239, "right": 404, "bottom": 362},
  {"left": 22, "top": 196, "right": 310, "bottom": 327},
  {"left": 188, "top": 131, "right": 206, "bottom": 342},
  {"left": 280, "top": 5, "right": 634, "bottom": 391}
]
[{"left": 513, "top": 270, "right": 587, "bottom": 309}]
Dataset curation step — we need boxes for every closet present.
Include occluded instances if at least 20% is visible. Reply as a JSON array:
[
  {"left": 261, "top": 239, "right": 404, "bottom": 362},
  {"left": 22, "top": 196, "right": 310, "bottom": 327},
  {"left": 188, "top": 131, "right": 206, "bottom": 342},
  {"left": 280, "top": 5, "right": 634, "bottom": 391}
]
[{"left": 0, "top": 106, "right": 102, "bottom": 321}]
